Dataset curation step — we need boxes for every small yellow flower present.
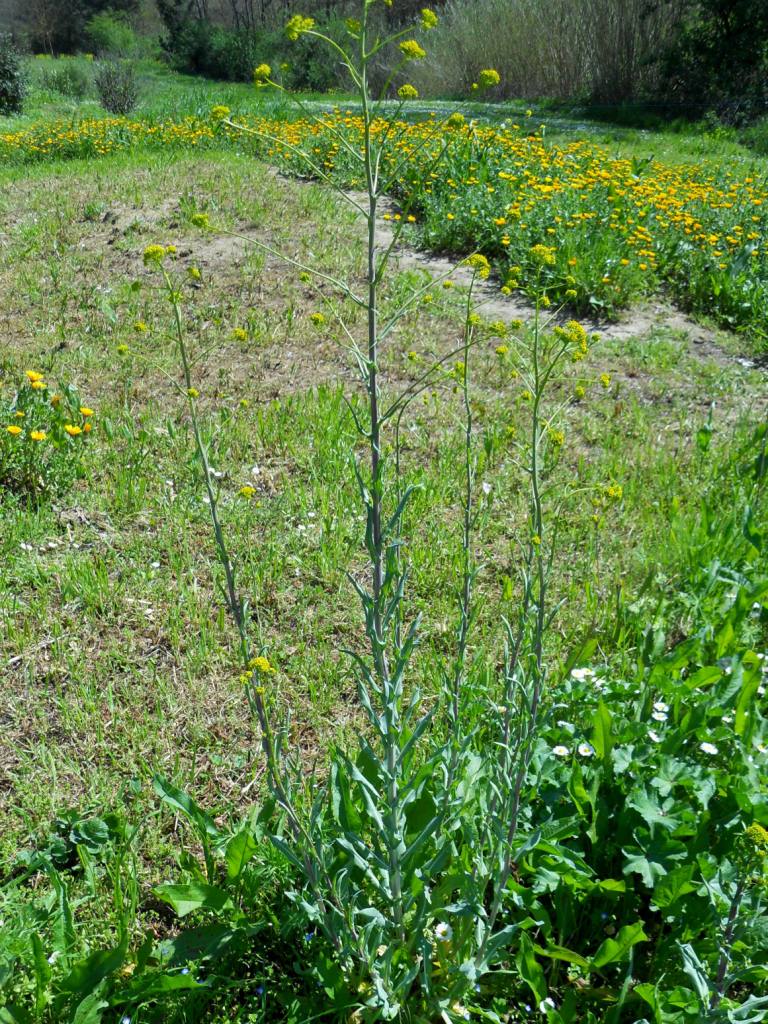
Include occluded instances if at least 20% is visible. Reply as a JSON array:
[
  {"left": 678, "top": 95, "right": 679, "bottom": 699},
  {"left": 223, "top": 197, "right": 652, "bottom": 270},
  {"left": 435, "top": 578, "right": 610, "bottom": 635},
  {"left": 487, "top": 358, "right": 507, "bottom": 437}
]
[
  {"left": 64, "top": 424, "right": 82, "bottom": 436},
  {"left": 520, "top": 389, "right": 532, "bottom": 402},
  {"left": 254, "top": 63, "right": 272, "bottom": 83},
  {"left": 83, "top": 422, "right": 92, "bottom": 434},
  {"left": 603, "top": 482, "right": 623, "bottom": 502},
  {"left": 466, "top": 253, "right": 491, "bottom": 279},
  {"left": 143, "top": 244, "right": 166, "bottom": 265},
  {"left": 565, "top": 288, "right": 577, "bottom": 300},
  {"left": 231, "top": 327, "right": 248, "bottom": 341},
  {"left": 30, "top": 430, "right": 47, "bottom": 441},
  {"left": 285, "top": 14, "right": 315, "bottom": 40},
  {"left": 31, "top": 380, "right": 47, "bottom": 390},
  {"left": 134, "top": 320, "right": 148, "bottom": 333},
  {"left": 211, "top": 105, "right": 231, "bottom": 120},
  {"left": 399, "top": 39, "right": 427, "bottom": 60},
  {"left": 117, "top": 343, "right": 129, "bottom": 354},
  {"left": 495, "top": 344, "right": 509, "bottom": 356},
  {"left": 187, "top": 387, "right": 199, "bottom": 399},
  {"left": 477, "top": 69, "right": 501, "bottom": 89},
  {"left": 25, "top": 370, "right": 44, "bottom": 382},
  {"left": 420, "top": 8, "right": 438, "bottom": 30},
  {"left": 188, "top": 266, "right": 202, "bottom": 281},
  {"left": 79, "top": 407, "right": 94, "bottom": 417},
  {"left": 239, "top": 485, "right": 256, "bottom": 498},
  {"left": 14, "top": 411, "right": 24, "bottom": 418},
  {"left": 525, "top": 109, "right": 533, "bottom": 117},
  {"left": 6, "top": 424, "right": 22, "bottom": 436},
  {"left": 249, "top": 655, "right": 276, "bottom": 674},
  {"left": 532, "top": 533, "right": 541, "bottom": 545},
  {"left": 398, "top": 84, "right": 419, "bottom": 100},
  {"left": 50, "top": 394, "right": 61, "bottom": 406},
  {"left": 548, "top": 428, "right": 565, "bottom": 447},
  {"left": 239, "top": 398, "right": 250, "bottom": 408},
  {"left": 446, "top": 112, "right": 465, "bottom": 129},
  {"left": 165, "top": 244, "right": 178, "bottom": 256},
  {"left": 600, "top": 373, "right": 611, "bottom": 388},
  {"left": 530, "top": 244, "right": 556, "bottom": 267},
  {"left": 309, "top": 312, "right": 326, "bottom": 326},
  {"left": 574, "top": 385, "right": 586, "bottom": 400},
  {"left": 190, "top": 213, "right": 210, "bottom": 229}
]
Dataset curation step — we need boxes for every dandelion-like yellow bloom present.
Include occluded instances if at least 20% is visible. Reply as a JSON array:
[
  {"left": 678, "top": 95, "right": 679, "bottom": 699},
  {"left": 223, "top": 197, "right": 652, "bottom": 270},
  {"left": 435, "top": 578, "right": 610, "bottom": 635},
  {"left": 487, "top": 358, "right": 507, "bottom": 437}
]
[
  {"left": 399, "top": 40, "right": 427, "bottom": 61},
  {"left": 446, "top": 112, "right": 465, "bottom": 129},
  {"left": 79, "top": 407, "right": 94, "bottom": 417},
  {"left": 30, "top": 430, "right": 47, "bottom": 441},
  {"left": 25, "top": 370, "right": 44, "bottom": 382},
  {"left": 600, "top": 373, "right": 611, "bottom": 388},
  {"left": 6, "top": 424, "right": 22, "bottom": 435},
  {"left": 134, "top": 320, "right": 148, "bottom": 333},
  {"left": 64, "top": 424, "right": 82, "bottom": 436},
  {"left": 495, "top": 344, "right": 509, "bottom": 356},
  {"left": 31, "top": 380, "right": 47, "bottom": 390},
  {"left": 231, "top": 327, "right": 248, "bottom": 341}
]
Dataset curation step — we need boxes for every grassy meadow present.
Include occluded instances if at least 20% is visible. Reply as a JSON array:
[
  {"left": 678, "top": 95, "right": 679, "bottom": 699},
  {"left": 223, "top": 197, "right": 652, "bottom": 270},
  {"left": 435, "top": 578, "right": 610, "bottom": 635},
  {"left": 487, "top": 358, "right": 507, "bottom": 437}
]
[{"left": 1, "top": 43, "right": 767, "bottom": 1024}]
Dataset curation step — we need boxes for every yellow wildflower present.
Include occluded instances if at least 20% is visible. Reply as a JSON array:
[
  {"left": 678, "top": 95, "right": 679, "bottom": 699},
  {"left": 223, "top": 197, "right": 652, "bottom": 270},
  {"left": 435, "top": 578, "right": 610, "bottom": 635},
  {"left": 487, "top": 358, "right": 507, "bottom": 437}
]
[
  {"left": 249, "top": 655, "right": 276, "bottom": 674},
  {"left": 31, "top": 380, "right": 47, "bottom": 390},
  {"left": 30, "top": 430, "right": 47, "bottom": 441},
  {"left": 420, "top": 8, "right": 438, "bottom": 30},
  {"left": 309, "top": 312, "right": 326, "bottom": 326},
  {"left": 211, "top": 105, "right": 231, "bottom": 120},
  {"left": 600, "top": 373, "right": 611, "bottom": 388},
  {"left": 143, "top": 244, "right": 165, "bottom": 265},
  {"left": 477, "top": 69, "right": 501, "bottom": 89},
  {"left": 231, "top": 327, "right": 248, "bottom": 341},
  {"left": 25, "top": 370, "right": 44, "bottom": 382},
  {"left": 399, "top": 40, "right": 427, "bottom": 60},
  {"left": 6, "top": 424, "right": 22, "bottom": 436},
  {"left": 239, "top": 485, "right": 256, "bottom": 498},
  {"left": 64, "top": 424, "right": 82, "bottom": 436},
  {"left": 398, "top": 84, "right": 419, "bottom": 100},
  {"left": 79, "top": 407, "right": 94, "bottom": 417},
  {"left": 187, "top": 387, "right": 199, "bottom": 399},
  {"left": 253, "top": 63, "right": 272, "bottom": 84},
  {"left": 466, "top": 253, "right": 491, "bottom": 279},
  {"left": 285, "top": 15, "right": 315, "bottom": 40}
]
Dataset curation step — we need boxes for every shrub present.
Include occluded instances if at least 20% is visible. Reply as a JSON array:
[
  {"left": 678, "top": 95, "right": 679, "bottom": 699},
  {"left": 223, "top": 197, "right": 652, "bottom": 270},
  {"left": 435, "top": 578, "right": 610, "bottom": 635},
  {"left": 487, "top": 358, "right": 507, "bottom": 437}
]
[
  {"left": 0, "top": 370, "right": 95, "bottom": 498},
  {"left": 39, "top": 61, "right": 90, "bottom": 100},
  {"left": 0, "top": 33, "right": 26, "bottom": 116},
  {"left": 94, "top": 60, "right": 139, "bottom": 114},
  {"left": 85, "top": 10, "right": 138, "bottom": 58}
]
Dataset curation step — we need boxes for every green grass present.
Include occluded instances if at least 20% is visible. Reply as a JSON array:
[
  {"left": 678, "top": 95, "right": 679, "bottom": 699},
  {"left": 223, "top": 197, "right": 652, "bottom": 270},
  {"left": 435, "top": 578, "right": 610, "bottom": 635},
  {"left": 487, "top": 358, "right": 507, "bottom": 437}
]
[{"left": 0, "top": 145, "right": 764, "bottom": 866}]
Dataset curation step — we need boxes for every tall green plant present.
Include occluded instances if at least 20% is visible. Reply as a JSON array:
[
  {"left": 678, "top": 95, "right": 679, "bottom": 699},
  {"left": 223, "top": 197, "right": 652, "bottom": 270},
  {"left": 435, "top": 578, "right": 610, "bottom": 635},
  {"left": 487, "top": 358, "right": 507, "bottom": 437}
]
[{"left": 144, "top": 4, "right": 602, "bottom": 1019}]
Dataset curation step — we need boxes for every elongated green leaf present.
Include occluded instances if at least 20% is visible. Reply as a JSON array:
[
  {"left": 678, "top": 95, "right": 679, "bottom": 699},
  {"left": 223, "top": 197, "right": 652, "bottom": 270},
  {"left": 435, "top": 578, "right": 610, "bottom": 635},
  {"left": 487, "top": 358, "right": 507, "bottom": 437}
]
[
  {"left": 71, "top": 987, "right": 109, "bottom": 1024},
  {"left": 30, "top": 934, "right": 51, "bottom": 1014},
  {"left": 152, "top": 777, "right": 220, "bottom": 840},
  {"left": 153, "top": 883, "right": 232, "bottom": 918},
  {"left": 591, "top": 701, "right": 613, "bottom": 764},
  {"left": 591, "top": 921, "right": 647, "bottom": 969}
]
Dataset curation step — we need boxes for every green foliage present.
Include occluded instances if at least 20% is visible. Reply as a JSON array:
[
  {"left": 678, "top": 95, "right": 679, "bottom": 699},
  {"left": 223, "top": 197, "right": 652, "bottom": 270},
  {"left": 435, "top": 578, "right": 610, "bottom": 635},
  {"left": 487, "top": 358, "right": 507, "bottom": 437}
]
[
  {"left": 85, "top": 11, "right": 138, "bottom": 58},
  {"left": 0, "top": 369, "right": 94, "bottom": 499},
  {"left": 655, "top": 0, "right": 768, "bottom": 122},
  {"left": 0, "top": 33, "right": 26, "bottom": 115},
  {"left": 28, "top": 0, "right": 140, "bottom": 55},
  {"left": 94, "top": 60, "right": 138, "bottom": 114},
  {"left": 38, "top": 61, "right": 90, "bottom": 100}
]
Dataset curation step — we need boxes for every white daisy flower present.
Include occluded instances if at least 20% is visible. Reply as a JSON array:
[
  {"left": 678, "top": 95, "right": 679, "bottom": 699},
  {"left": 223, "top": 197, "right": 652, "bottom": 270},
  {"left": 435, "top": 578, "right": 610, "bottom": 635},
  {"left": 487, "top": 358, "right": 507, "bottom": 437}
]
[
  {"left": 700, "top": 741, "right": 718, "bottom": 755},
  {"left": 552, "top": 745, "right": 570, "bottom": 757},
  {"left": 648, "top": 730, "right": 662, "bottom": 743},
  {"left": 651, "top": 711, "right": 668, "bottom": 722},
  {"left": 577, "top": 742, "right": 595, "bottom": 757},
  {"left": 652, "top": 701, "right": 669, "bottom": 712},
  {"left": 435, "top": 922, "right": 453, "bottom": 942},
  {"left": 571, "top": 667, "right": 595, "bottom": 682}
]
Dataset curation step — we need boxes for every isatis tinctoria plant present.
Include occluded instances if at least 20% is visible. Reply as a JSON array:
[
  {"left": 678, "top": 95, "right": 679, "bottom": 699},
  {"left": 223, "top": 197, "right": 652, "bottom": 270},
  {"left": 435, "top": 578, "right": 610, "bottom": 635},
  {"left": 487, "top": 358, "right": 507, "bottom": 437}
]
[{"left": 143, "top": 3, "right": 600, "bottom": 1020}]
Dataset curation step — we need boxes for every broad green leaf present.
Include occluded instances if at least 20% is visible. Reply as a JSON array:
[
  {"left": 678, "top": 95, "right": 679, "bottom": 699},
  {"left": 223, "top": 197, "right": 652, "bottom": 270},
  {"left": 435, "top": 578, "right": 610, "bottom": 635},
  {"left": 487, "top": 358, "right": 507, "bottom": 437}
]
[
  {"left": 59, "top": 942, "right": 127, "bottom": 996},
  {"left": 157, "top": 923, "right": 246, "bottom": 966},
  {"left": 534, "top": 943, "right": 591, "bottom": 970},
  {"left": 591, "top": 921, "right": 647, "bottom": 969},
  {"left": 516, "top": 933, "right": 547, "bottom": 1004},
  {"left": 225, "top": 829, "right": 258, "bottom": 881},
  {"left": 652, "top": 864, "right": 696, "bottom": 909},
  {"left": 71, "top": 987, "right": 109, "bottom": 1024},
  {"left": 153, "top": 883, "right": 232, "bottom": 918}
]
